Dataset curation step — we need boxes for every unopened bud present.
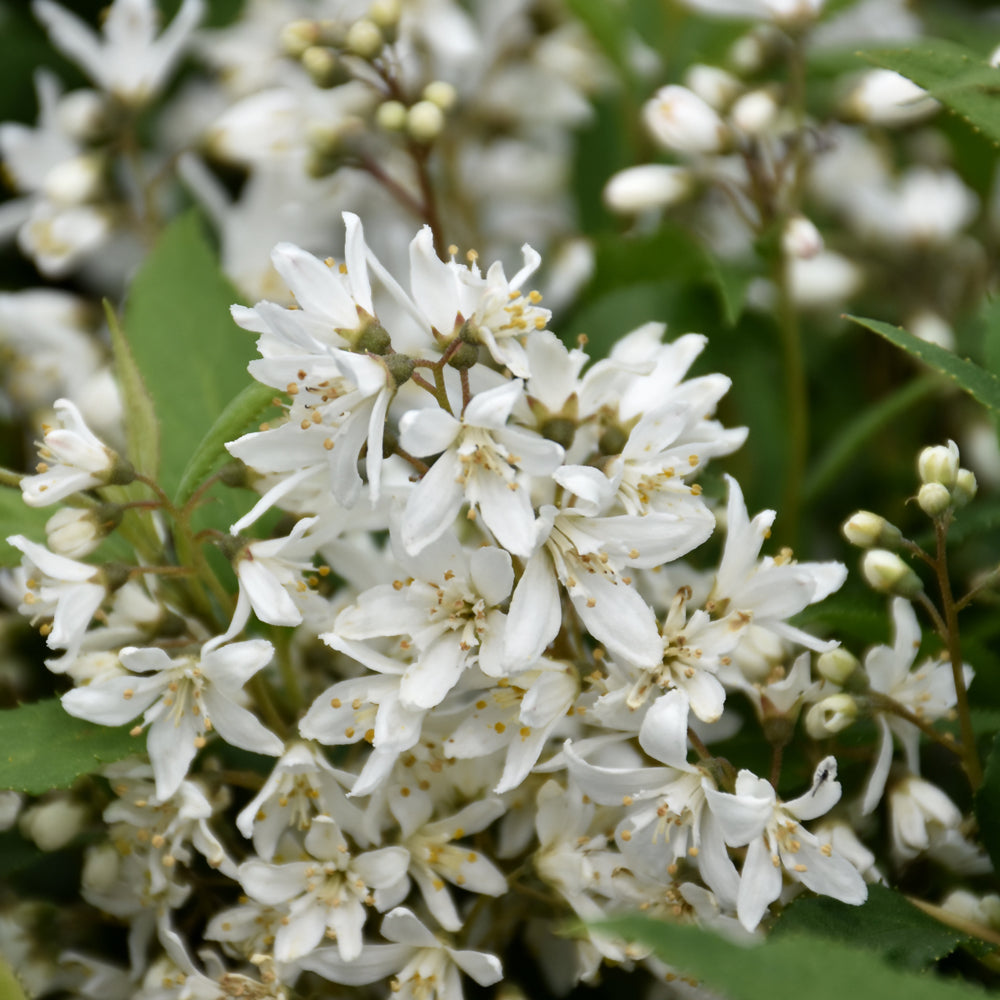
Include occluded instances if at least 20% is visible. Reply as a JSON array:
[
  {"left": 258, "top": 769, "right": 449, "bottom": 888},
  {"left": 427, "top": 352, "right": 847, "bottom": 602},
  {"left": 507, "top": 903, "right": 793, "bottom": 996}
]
[
  {"left": 684, "top": 64, "right": 742, "bottom": 110},
  {"left": 345, "top": 18, "right": 383, "bottom": 58},
  {"left": 82, "top": 842, "right": 120, "bottom": 892},
  {"left": 918, "top": 440, "right": 960, "bottom": 489},
  {"left": 842, "top": 511, "right": 901, "bottom": 549},
  {"left": 57, "top": 90, "right": 111, "bottom": 142},
  {"left": 369, "top": 0, "right": 401, "bottom": 29},
  {"left": 301, "top": 46, "right": 350, "bottom": 88},
  {"left": 643, "top": 85, "right": 728, "bottom": 154},
  {"left": 423, "top": 80, "right": 457, "bottom": 111},
  {"left": 844, "top": 69, "right": 938, "bottom": 126},
  {"left": 953, "top": 468, "right": 977, "bottom": 507},
  {"left": 0, "top": 791, "right": 22, "bottom": 832},
  {"left": 20, "top": 798, "right": 88, "bottom": 852},
  {"left": 603, "top": 164, "right": 693, "bottom": 214},
  {"left": 917, "top": 481, "right": 952, "bottom": 518},
  {"left": 805, "top": 694, "right": 858, "bottom": 739},
  {"left": 816, "top": 647, "right": 858, "bottom": 685},
  {"left": 46, "top": 505, "right": 119, "bottom": 558},
  {"left": 406, "top": 100, "right": 445, "bottom": 143},
  {"left": 43, "top": 154, "right": 105, "bottom": 204},
  {"left": 862, "top": 549, "right": 923, "bottom": 597},
  {"left": 375, "top": 100, "right": 408, "bottom": 131},
  {"left": 730, "top": 88, "right": 779, "bottom": 136},
  {"left": 782, "top": 214, "right": 823, "bottom": 260},
  {"left": 280, "top": 19, "right": 319, "bottom": 58}
]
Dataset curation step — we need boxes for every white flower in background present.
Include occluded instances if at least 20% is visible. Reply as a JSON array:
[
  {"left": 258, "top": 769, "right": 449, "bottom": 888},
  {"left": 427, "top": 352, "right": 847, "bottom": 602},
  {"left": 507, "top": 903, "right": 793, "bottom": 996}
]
[
  {"left": 604, "top": 164, "right": 695, "bottom": 214},
  {"left": 33, "top": 0, "right": 205, "bottom": 105},
  {"left": 301, "top": 906, "right": 503, "bottom": 1000},
  {"left": 643, "top": 86, "right": 729, "bottom": 155},
  {"left": 861, "top": 597, "right": 970, "bottom": 815},
  {"left": 6, "top": 534, "right": 104, "bottom": 669},
  {"left": 21, "top": 398, "right": 122, "bottom": 506},
  {"left": 843, "top": 69, "right": 939, "bottom": 126},
  {"left": 706, "top": 757, "right": 866, "bottom": 930},
  {"left": 237, "top": 815, "right": 409, "bottom": 962},
  {"left": 674, "top": 0, "right": 826, "bottom": 24},
  {"left": 62, "top": 636, "right": 284, "bottom": 799}
]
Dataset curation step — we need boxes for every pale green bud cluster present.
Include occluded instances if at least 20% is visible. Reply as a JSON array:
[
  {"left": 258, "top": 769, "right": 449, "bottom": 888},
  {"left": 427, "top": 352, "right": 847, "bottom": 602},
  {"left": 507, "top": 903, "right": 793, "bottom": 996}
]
[{"left": 917, "top": 440, "right": 977, "bottom": 517}]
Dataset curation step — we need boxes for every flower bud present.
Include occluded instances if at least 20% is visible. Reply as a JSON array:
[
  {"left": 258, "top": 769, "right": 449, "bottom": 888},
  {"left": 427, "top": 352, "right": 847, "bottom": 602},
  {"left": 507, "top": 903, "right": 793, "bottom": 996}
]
[
  {"left": 730, "top": 88, "right": 779, "bottom": 136},
  {"left": 369, "top": 0, "right": 401, "bottom": 29},
  {"left": 842, "top": 511, "right": 901, "bottom": 549},
  {"left": 643, "top": 85, "right": 728, "bottom": 154},
  {"left": 375, "top": 100, "right": 408, "bottom": 131},
  {"left": 406, "top": 100, "right": 445, "bottom": 143},
  {"left": 423, "top": 80, "right": 458, "bottom": 111},
  {"left": 917, "top": 481, "right": 952, "bottom": 518},
  {"left": 844, "top": 70, "right": 939, "bottom": 126},
  {"left": 918, "top": 440, "right": 959, "bottom": 488},
  {"left": 82, "top": 842, "right": 121, "bottom": 893},
  {"left": 280, "top": 19, "right": 318, "bottom": 58},
  {"left": 45, "top": 505, "right": 119, "bottom": 558},
  {"left": 345, "top": 18, "right": 383, "bottom": 58},
  {"left": 57, "top": 90, "right": 111, "bottom": 143},
  {"left": 805, "top": 694, "right": 858, "bottom": 739},
  {"left": 43, "top": 154, "right": 106, "bottom": 205},
  {"left": 782, "top": 214, "right": 823, "bottom": 260},
  {"left": 953, "top": 468, "right": 977, "bottom": 508},
  {"left": 19, "top": 798, "right": 88, "bottom": 852},
  {"left": 301, "top": 46, "right": 350, "bottom": 88},
  {"left": 816, "top": 647, "right": 858, "bottom": 685},
  {"left": 603, "top": 164, "right": 693, "bottom": 214},
  {"left": 862, "top": 549, "right": 923, "bottom": 597},
  {"left": 684, "top": 64, "right": 742, "bottom": 110},
  {"left": 0, "top": 791, "right": 23, "bottom": 832}
]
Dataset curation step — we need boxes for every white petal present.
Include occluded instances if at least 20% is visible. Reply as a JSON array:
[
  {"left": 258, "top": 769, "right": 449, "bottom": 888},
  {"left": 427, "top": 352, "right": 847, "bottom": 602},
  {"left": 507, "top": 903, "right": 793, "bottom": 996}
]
[
  {"left": 202, "top": 687, "right": 283, "bottom": 756},
  {"left": 737, "top": 835, "right": 782, "bottom": 931},
  {"left": 504, "top": 550, "right": 560, "bottom": 668}
]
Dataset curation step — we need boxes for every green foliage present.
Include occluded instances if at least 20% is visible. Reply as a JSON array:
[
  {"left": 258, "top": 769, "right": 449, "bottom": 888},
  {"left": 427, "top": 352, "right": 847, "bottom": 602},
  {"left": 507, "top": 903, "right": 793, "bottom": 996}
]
[
  {"left": 0, "top": 955, "right": 28, "bottom": 1000},
  {"left": 175, "top": 381, "right": 279, "bottom": 508},
  {"left": 0, "top": 700, "right": 138, "bottom": 794},
  {"left": 594, "top": 916, "right": 992, "bottom": 1000},
  {"left": 847, "top": 315, "right": 1000, "bottom": 414},
  {"left": 774, "top": 884, "right": 968, "bottom": 969},
  {"left": 104, "top": 301, "right": 160, "bottom": 481},
  {"left": 858, "top": 41, "right": 1000, "bottom": 146},
  {"left": 974, "top": 732, "right": 1000, "bottom": 871},
  {"left": 0, "top": 487, "right": 51, "bottom": 567},
  {"left": 123, "top": 211, "right": 256, "bottom": 498}
]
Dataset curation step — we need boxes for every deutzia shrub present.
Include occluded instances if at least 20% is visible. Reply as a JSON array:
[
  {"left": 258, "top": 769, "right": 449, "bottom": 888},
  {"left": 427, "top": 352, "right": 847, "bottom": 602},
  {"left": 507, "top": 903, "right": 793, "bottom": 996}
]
[{"left": 2, "top": 2, "right": 1000, "bottom": 1000}]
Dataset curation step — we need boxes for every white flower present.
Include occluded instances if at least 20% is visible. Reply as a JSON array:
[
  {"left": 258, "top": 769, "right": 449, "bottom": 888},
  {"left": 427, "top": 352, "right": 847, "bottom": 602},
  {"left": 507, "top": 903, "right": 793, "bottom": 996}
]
[
  {"left": 643, "top": 86, "right": 728, "bottom": 155},
  {"left": 6, "top": 534, "right": 104, "bottom": 669},
  {"left": 33, "top": 0, "right": 205, "bottom": 104},
  {"left": 62, "top": 636, "right": 284, "bottom": 799},
  {"left": 237, "top": 815, "right": 409, "bottom": 962},
  {"left": 860, "top": 598, "right": 970, "bottom": 815},
  {"left": 705, "top": 757, "right": 866, "bottom": 930},
  {"left": 398, "top": 379, "right": 563, "bottom": 557},
  {"left": 21, "top": 398, "right": 120, "bottom": 506},
  {"left": 301, "top": 906, "right": 503, "bottom": 1000}
]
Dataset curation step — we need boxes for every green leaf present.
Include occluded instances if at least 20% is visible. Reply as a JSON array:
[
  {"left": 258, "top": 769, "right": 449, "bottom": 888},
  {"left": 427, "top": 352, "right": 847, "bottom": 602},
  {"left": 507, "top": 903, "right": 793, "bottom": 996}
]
[
  {"left": 974, "top": 731, "right": 1000, "bottom": 871},
  {"left": 0, "top": 955, "right": 28, "bottom": 1000},
  {"left": 702, "top": 255, "right": 756, "bottom": 327},
  {"left": 0, "top": 700, "right": 139, "bottom": 794},
  {"left": 566, "top": 0, "right": 630, "bottom": 75},
  {"left": 0, "top": 487, "right": 50, "bottom": 567},
  {"left": 175, "top": 381, "right": 279, "bottom": 509},
  {"left": 846, "top": 314, "right": 1000, "bottom": 413},
  {"left": 104, "top": 300, "right": 160, "bottom": 480},
  {"left": 594, "top": 916, "right": 992, "bottom": 1000},
  {"left": 774, "top": 883, "right": 967, "bottom": 969},
  {"left": 858, "top": 41, "right": 1000, "bottom": 145},
  {"left": 123, "top": 210, "right": 256, "bottom": 496}
]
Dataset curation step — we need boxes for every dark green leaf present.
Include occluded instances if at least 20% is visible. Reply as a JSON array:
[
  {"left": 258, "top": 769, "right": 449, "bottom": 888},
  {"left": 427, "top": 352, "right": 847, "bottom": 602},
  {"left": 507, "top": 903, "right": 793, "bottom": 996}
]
[
  {"left": 0, "top": 487, "right": 51, "bottom": 567},
  {"left": 859, "top": 41, "right": 1000, "bottom": 145},
  {"left": 104, "top": 300, "right": 160, "bottom": 481},
  {"left": 594, "top": 916, "right": 991, "bottom": 1000},
  {"left": 846, "top": 315, "right": 1000, "bottom": 413},
  {"left": 974, "top": 731, "right": 1000, "bottom": 871},
  {"left": 774, "top": 883, "right": 967, "bottom": 969},
  {"left": 175, "top": 381, "right": 279, "bottom": 508},
  {"left": 0, "top": 700, "right": 139, "bottom": 794},
  {"left": 702, "top": 255, "right": 757, "bottom": 327},
  {"left": 123, "top": 211, "right": 256, "bottom": 496}
]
